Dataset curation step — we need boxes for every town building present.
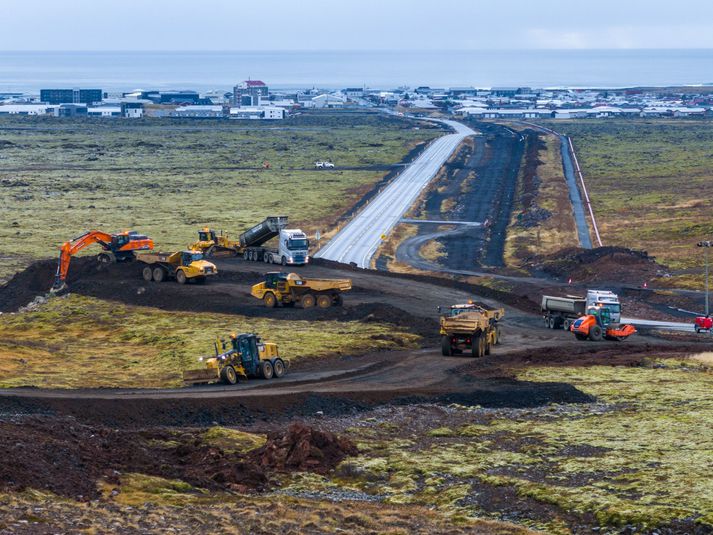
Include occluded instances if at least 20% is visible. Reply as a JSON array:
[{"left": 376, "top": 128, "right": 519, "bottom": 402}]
[
  {"left": 171, "top": 105, "right": 225, "bottom": 118},
  {"left": 87, "top": 106, "right": 122, "bottom": 117},
  {"left": 344, "top": 88, "right": 364, "bottom": 99},
  {"left": 0, "top": 104, "right": 55, "bottom": 115},
  {"left": 233, "top": 80, "right": 268, "bottom": 106},
  {"left": 40, "top": 88, "right": 103, "bottom": 105}
]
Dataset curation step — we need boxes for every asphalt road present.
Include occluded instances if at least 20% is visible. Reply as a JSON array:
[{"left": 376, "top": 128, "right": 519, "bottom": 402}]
[{"left": 314, "top": 119, "right": 476, "bottom": 268}]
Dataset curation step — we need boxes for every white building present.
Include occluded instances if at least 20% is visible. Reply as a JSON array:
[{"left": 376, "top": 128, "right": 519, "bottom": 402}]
[
  {"left": 0, "top": 104, "right": 54, "bottom": 115},
  {"left": 262, "top": 106, "right": 285, "bottom": 120},
  {"left": 172, "top": 105, "right": 225, "bottom": 118},
  {"left": 87, "top": 106, "right": 122, "bottom": 117},
  {"left": 228, "top": 106, "right": 286, "bottom": 120},
  {"left": 311, "top": 94, "right": 345, "bottom": 108}
]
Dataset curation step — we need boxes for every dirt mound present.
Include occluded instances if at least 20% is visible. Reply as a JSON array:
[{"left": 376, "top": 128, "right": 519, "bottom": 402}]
[
  {"left": 251, "top": 422, "right": 358, "bottom": 474},
  {"left": 536, "top": 246, "right": 668, "bottom": 285},
  {"left": 0, "top": 416, "right": 356, "bottom": 500},
  {"left": 0, "top": 256, "right": 103, "bottom": 312}
]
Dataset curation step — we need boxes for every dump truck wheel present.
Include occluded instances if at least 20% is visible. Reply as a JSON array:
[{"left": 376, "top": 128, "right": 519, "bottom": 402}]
[
  {"left": 589, "top": 325, "right": 603, "bottom": 341},
  {"left": 221, "top": 366, "right": 238, "bottom": 385},
  {"left": 472, "top": 335, "right": 485, "bottom": 358},
  {"left": 260, "top": 360, "right": 274, "bottom": 379},
  {"left": 152, "top": 267, "right": 165, "bottom": 282},
  {"left": 301, "top": 294, "right": 316, "bottom": 308},
  {"left": 317, "top": 295, "right": 332, "bottom": 308},
  {"left": 441, "top": 336, "right": 452, "bottom": 356},
  {"left": 142, "top": 267, "right": 153, "bottom": 281},
  {"left": 547, "top": 316, "right": 555, "bottom": 329},
  {"left": 176, "top": 270, "right": 187, "bottom": 284},
  {"left": 264, "top": 292, "right": 277, "bottom": 308},
  {"left": 563, "top": 319, "right": 572, "bottom": 331},
  {"left": 272, "top": 358, "right": 285, "bottom": 378}
]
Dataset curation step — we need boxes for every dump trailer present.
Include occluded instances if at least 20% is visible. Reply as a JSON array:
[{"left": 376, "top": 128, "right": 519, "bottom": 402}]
[
  {"left": 541, "top": 295, "right": 588, "bottom": 331},
  {"left": 251, "top": 272, "right": 351, "bottom": 309},
  {"left": 570, "top": 306, "right": 636, "bottom": 342},
  {"left": 138, "top": 250, "right": 217, "bottom": 284},
  {"left": 440, "top": 303, "right": 504, "bottom": 358},
  {"left": 241, "top": 216, "right": 288, "bottom": 260},
  {"left": 183, "top": 332, "right": 288, "bottom": 385}
]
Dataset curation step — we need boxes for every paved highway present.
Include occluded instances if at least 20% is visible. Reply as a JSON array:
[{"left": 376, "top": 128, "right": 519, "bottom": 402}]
[{"left": 315, "top": 119, "right": 476, "bottom": 268}]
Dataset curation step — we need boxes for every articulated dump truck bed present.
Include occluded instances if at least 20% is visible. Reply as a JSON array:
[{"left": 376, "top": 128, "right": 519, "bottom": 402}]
[{"left": 440, "top": 307, "right": 505, "bottom": 334}]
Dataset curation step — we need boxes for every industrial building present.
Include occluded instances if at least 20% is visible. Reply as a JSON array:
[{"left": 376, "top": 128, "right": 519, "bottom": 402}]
[
  {"left": 40, "top": 88, "right": 103, "bottom": 105},
  {"left": 233, "top": 80, "right": 268, "bottom": 106}
]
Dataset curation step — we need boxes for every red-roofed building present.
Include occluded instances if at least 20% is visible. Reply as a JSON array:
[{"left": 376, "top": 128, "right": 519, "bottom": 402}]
[{"left": 233, "top": 79, "right": 269, "bottom": 106}]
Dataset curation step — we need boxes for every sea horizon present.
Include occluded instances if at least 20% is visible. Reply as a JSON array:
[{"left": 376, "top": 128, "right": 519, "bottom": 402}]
[{"left": 1, "top": 49, "right": 712, "bottom": 93}]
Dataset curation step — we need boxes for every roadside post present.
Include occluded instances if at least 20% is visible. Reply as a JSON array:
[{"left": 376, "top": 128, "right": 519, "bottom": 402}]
[{"left": 697, "top": 241, "right": 712, "bottom": 316}]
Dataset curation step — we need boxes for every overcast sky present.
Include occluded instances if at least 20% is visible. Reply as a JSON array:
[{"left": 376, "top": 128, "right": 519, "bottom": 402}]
[{"left": 2, "top": 0, "right": 713, "bottom": 50}]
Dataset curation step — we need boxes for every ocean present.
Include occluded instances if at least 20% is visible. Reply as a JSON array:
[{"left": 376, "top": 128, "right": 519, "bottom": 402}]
[{"left": 1, "top": 49, "right": 712, "bottom": 93}]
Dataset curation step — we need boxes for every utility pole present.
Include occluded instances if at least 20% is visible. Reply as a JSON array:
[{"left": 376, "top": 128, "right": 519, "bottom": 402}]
[{"left": 697, "top": 241, "right": 712, "bottom": 316}]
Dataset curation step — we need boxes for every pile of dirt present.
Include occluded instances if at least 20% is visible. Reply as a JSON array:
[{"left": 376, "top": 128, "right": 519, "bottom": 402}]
[
  {"left": 0, "top": 416, "right": 356, "bottom": 500},
  {"left": 0, "top": 256, "right": 103, "bottom": 312},
  {"left": 535, "top": 246, "right": 668, "bottom": 285},
  {"left": 252, "top": 422, "right": 358, "bottom": 474}
]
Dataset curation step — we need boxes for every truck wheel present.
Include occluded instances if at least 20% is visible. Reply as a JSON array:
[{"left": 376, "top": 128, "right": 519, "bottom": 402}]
[
  {"left": 142, "top": 266, "right": 153, "bottom": 281},
  {"left": 472, "top": 334, "right": 485, "bottom": 358},
  {"left": 544, "top": 317, "right": 550, "bottom": 328},
  {"left": 260, "top": 360, "right": 274, "bottom": 380},
  {"left": 547, "top": 316, "right": 555, "bottom": 329},
  {"left": 264, "top": 292, "right": 277, "bottom": 308},
  {"left": 263, "top": 253, "right": 270, "bottom": 263},
  {"left": 301, "top": 294, "right": 316, "bottom": 308},
  {"left": 589, "top": 325, "right": 603, "bottom": 341},
  {"left": 563, "top": 319, "right": 572, "bottom": 331},
  {"left": 272, "top": 358, "right": 285, "bottom": 378},
  {"left": 221, "top": 365, "right": 238, "bottom": 385},
  {"left": 441, "top": 336, "right": 452, "bottom": 356},
  {"left": 152, "top": 267, "right": 165, "bottom": 282},
  {"left": 316, "top": 295, "right": 331, "bottom": 308},
  {"left": 281, "top": 256, "right": 287, "bottom": 266},
  {"left": 176, "top": 270, "right": 187, "bottom": 284}
]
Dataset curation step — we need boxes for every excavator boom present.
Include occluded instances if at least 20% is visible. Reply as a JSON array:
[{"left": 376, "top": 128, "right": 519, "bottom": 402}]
[{"left": 53, "top": 230, "right": 153, "bottom": 290}]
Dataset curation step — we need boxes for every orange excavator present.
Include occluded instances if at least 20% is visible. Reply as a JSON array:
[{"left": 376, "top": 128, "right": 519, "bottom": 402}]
[
  {"left": 53, "top": 230, "right": 154, "bottom": 291},
  {"left": 570, "top": 306, "right": 636, "bottom": 342}
]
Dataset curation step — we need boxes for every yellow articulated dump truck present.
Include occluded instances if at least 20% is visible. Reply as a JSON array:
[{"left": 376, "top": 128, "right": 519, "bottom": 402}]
[
  {"left": 138, "top": 250, "right": 217, "bottom": 284},
  {"left": 251, "top": 272, "right": 352, "bottom": 309},
  {"left": 183, "top": 332, "right": 288, "bottom": 386},
  {"left": 439, "top": 302, "right": 504, "bottom": 358}
]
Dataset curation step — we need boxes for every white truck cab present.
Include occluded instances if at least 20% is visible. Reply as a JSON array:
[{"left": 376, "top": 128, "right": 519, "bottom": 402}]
[
  {"left": 586, "top": 290, "right": 621, "bottom": 322},
  {"left": 276, "top": 229, "right": 310, "bottom": 266}
]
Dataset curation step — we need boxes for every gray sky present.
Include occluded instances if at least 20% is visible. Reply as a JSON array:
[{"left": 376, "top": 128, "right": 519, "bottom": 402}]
[{"left": 2, "top": 0, "right": 713, "bottom": 50}]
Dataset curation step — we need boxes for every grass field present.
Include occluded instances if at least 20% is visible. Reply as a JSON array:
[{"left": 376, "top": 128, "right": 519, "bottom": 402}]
[
  {"left": 285, "top": 355, "right": 713, "bottom": 533},
  {"left": 540, "top": 119, "right": 713, "bottom": 279},
  {"left": 0, "top": 111, "right": 440, "bottom": 281},
  {"left": 0, "top": 294, "right": 421, "bottom": 388}
]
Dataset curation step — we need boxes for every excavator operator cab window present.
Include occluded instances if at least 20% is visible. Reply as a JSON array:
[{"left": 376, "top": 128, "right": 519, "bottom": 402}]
[{"left": 113, "top": 234, "right": 129, "bottom": 248}]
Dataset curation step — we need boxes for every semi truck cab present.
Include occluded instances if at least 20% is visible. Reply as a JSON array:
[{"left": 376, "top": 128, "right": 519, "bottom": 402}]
[
  {"left": 278, "top": 229, "right": 310, "bottom": 265},
  {"left": 586, "top": 290, "right": 621, "bottom": 322}
]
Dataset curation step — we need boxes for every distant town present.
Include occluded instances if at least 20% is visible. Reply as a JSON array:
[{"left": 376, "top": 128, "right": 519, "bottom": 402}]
[{"left": 1, "top": 80, "right": 713, "bottom": 120}]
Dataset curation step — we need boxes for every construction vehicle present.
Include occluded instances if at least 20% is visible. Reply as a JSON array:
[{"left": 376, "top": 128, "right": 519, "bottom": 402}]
[
  {"left": 439, "top": 302, "right": 504, "bottom": 357},
  {"left": 240, "top": 217, "right": 310, "bottom": 266},
  {"left": 190, "top": 228, "right": 242, "bottom": 257},
  {"left": 183, "top": 332, "right": 288, "bottom": 386},
  {"left": 542, "top": 290, "right": 622, "bottom": 330},
  {"left": 251, "top": 272, "right": 351, "bottom": 308},
  {"left": 52, "top": 230, "right": 154, "bottom": 291},
  {"left": 570, "top": 306, "right": 636, "bottom": 341},
  {"left": 138, "top": 250, "right": 217, "bottom": 284},
  {"left": 694, "top": 315, "right": 712, "bottom": 333}
]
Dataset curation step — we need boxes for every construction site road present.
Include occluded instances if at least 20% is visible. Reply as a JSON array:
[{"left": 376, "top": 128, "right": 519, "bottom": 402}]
[{"left": 315, "top": 120, "right": 475, "bottom": 268}]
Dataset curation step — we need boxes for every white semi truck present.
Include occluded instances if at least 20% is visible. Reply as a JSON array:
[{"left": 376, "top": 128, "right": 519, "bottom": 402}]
[
  {"left": 241, "top": 217, "right": 310, "bottom": 266},
  {"left": 541, "top": 289, "right": 621, "bottom": 330}
]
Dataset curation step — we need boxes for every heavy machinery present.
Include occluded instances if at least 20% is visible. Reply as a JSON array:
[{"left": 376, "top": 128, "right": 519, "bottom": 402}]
[
  {"left": 138, "top": 250, "right": 217, "bottom": 284},
  {"left": 439, "top": 302, "right": 504, "bottom": 358},
  {"left": 193, "top": 217, "right": 310, "bottom": 265},
  {"left": 53, "top": 229, "right": 154, "bottom": 291},
  {"left": 251, "top": 272, "right": 351, "bottom": 308},
  {"left": 183, "top": 332, "right": 288, "bottom": 385},
  {"left": 570, "top": 306, "right": 636, "bottom": 341},
  {"left": 190, "top": 228, "right": 242, "bottom": 257},
  {"left": 542, "top": 290, "right": 622, "bottom": 330}
]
